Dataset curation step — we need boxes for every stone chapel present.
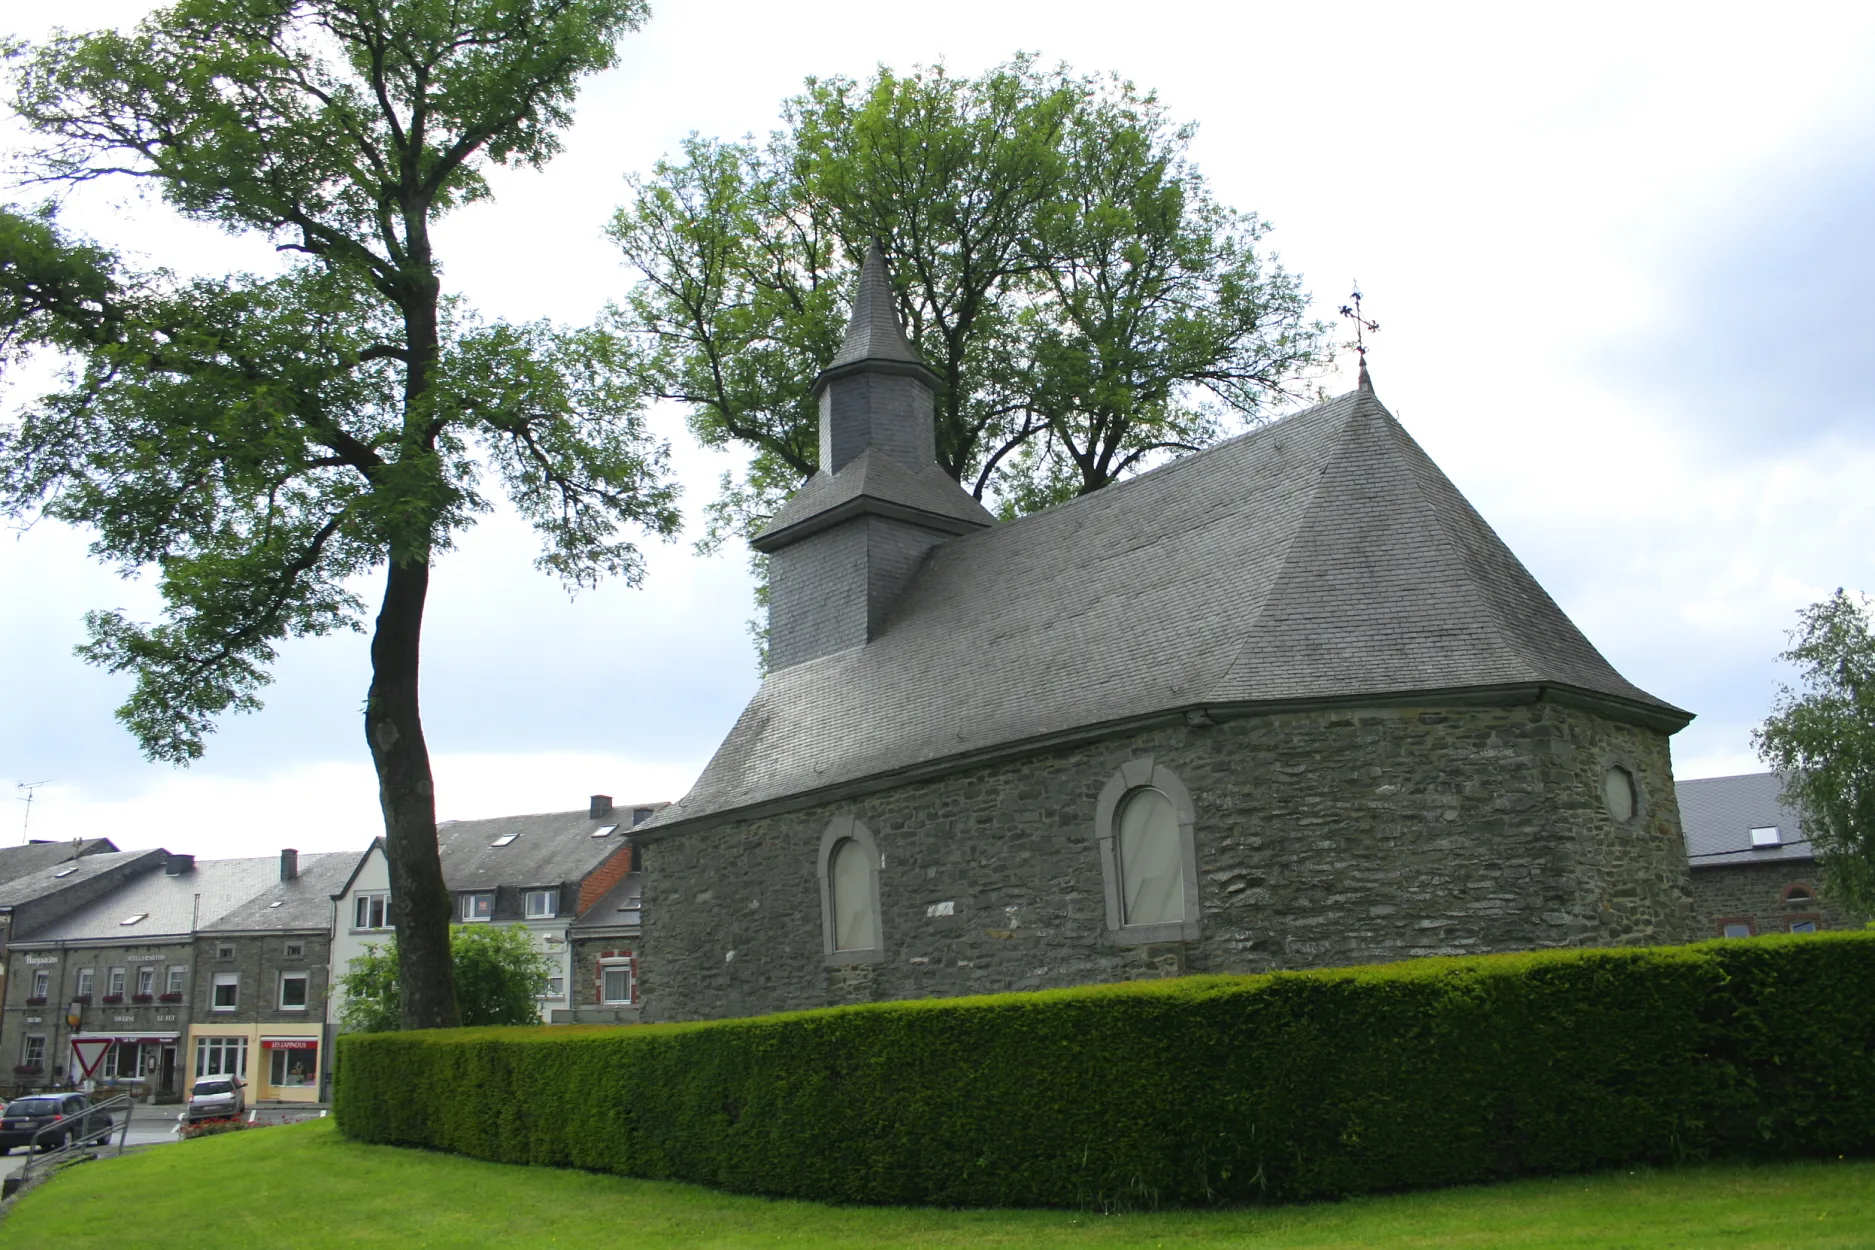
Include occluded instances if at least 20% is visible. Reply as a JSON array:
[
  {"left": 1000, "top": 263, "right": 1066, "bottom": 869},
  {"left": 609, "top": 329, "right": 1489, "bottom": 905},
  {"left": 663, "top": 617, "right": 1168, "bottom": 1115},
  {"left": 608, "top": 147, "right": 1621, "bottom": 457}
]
[{"left": 633, "top": 247, "right": 1696, "bottom": 1024}]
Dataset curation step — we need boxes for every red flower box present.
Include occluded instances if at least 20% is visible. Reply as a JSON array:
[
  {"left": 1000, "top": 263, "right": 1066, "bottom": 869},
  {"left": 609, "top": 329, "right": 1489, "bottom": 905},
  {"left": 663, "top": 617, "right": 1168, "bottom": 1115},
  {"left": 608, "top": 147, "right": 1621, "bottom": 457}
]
[
  {"left": 101, "top": 994, "right": 124, "bottom": 1004},
  {"left": 131, "top": 993, "right": 154, "bottom": 1003},
  {"left": 73, "top": 995, "right": 91, "bottom": 1005},
  {"left": 24, "top": 997, "right": 47, "bottom": 1006},
  {"left": 12, "top": 1064, "right": 43, "bottom": 1076},
  {"left": 158, "top": 992, "right": 183, "bottom": 1003}
]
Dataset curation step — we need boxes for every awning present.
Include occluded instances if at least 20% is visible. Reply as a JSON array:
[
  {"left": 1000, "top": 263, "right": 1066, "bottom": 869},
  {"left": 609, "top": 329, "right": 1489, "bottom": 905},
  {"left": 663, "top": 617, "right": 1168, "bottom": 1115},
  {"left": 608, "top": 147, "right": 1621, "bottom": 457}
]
[
  {"left": 260, "top": 1037, "right": 319, "bottom": 1049},
  {"left": 71, "top": 1032, "right": 179, "bottom": 1044}
]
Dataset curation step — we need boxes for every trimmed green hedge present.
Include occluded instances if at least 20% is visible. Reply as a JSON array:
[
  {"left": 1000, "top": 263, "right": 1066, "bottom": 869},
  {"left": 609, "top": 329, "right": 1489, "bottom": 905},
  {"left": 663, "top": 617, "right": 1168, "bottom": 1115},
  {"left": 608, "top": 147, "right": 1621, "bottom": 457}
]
[{"left": 334, "top": 934, "right": 1875, "bottom": 1207}]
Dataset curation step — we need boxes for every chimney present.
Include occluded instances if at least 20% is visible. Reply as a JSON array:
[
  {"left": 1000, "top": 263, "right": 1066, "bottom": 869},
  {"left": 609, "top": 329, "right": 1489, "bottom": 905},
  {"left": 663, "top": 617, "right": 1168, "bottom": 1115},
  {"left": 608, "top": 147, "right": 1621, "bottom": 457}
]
[
  {"left": 751, "top": 244, "right": 993, "bottom": 669},
  {"left": 164, "top": 853, "right": 195, "bottom": 876},
  {"left": 589, "top": 795, "right": 614, "bottom": 820},
  {"left": 279, "top": 848, "right": 299, "bottom": 881}
]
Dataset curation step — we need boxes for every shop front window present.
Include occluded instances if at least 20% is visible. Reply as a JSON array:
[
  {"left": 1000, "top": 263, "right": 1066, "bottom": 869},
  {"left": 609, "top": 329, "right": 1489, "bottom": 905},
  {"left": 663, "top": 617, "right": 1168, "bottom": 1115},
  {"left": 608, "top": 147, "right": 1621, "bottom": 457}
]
[
  {"left": 194, "top": 1035, "right": 248, "bottom": 1079},
  {"left": 267, "top": 1041, "right": 318, "bottom": 1088}
]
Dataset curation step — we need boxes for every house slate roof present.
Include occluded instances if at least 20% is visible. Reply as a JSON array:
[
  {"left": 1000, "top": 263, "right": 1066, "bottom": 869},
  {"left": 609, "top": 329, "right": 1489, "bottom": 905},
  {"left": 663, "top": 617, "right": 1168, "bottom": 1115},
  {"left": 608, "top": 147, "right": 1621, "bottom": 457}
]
[
  {"left": 0, "top": 839, "right": 117, "bottom": 890},
  {"left": 1678, "top": 772, "right": 1814, "bottom": 867},
  {"left": 0, "top": 849, "right": 163, "bottom": 911},
  {"left": 17, "top": 855, "right": 303, "bottom": 943},
  {"left": 200, "top": 852, "right": 357, "bottom": 932},
  {"left": 436, "top": 807, "right": 643, "bottom": 894},
  {"left": 652, "top": 386, "right": 1691, "bottom": 831},
  {"left": 571, "top": 870, "right": 643, "bottom": 932}
]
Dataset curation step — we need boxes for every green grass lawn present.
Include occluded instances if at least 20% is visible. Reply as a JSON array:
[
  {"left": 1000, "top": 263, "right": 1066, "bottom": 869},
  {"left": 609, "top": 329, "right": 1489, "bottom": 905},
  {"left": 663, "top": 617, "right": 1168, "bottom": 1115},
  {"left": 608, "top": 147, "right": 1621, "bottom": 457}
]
[{"left": 2, "top": 1119, "right": 1870, "bottom": 1249}]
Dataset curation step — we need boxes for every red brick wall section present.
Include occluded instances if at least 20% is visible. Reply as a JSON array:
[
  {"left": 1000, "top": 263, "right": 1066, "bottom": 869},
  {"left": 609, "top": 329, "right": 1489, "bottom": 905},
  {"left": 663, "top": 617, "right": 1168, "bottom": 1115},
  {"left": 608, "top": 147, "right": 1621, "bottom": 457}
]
[{"left": 576, "top": 843, "right": 635, "bottom": 915}]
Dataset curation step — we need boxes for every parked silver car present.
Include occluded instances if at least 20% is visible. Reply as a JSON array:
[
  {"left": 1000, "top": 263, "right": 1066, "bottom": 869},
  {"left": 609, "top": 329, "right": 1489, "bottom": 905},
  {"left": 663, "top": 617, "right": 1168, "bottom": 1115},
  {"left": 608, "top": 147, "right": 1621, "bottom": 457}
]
[{"left": 183, "top": 1076, "right": 245, "bottom": 1123}]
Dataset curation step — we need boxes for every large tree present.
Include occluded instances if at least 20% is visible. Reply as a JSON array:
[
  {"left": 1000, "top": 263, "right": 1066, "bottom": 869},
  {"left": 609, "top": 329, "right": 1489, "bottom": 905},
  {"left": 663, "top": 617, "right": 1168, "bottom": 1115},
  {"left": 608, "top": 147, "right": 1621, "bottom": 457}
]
[
  {"left": 611, "top": 57, "right": 1329, "bottom": 554},
  {"left": 0, "top": 0, "right": 674, "bottom": 1029},
  {"left": 1754, "top": 590, "right": 1875, "bottom": 919}
]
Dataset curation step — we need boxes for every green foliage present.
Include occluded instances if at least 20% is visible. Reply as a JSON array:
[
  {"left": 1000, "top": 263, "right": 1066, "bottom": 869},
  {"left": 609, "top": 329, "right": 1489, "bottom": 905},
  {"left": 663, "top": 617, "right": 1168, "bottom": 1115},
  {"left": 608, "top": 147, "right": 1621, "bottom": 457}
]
[
  {"left": 334, "top": 934, "right": 1875, "bottom": 1209},
  {"left": 341, "top": 925, "right": 553, "bottom": 1032},
  {"left": 1755, "top": 590, "right": 1875, "bottom": 918},
  {"left": 611, "top": 57, "right": 1328, "bottom": 550}
]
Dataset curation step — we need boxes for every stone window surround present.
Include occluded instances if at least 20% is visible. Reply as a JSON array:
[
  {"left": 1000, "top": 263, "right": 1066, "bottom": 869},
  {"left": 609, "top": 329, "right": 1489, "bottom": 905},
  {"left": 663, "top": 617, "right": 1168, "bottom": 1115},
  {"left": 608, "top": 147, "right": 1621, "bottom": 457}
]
[
  {"left": 1095, "top": 757, "right": 1202, "bottom": 945},
  {"left": 818, "top": 815, "right": 885, "bottom": 966},
  {"left": 595, "top": 949, "right": 636, "bottom": 1005},
  {"left": 1597, "top": 751, "right": 1648, "bottom": 827}
]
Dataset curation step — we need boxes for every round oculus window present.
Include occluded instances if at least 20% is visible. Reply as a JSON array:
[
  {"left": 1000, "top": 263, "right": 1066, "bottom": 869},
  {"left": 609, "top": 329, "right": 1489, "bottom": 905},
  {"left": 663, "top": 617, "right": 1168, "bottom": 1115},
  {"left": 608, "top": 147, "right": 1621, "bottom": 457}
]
[{"left": 1602, "top": 766, "right": 1637, "bottom": 822}]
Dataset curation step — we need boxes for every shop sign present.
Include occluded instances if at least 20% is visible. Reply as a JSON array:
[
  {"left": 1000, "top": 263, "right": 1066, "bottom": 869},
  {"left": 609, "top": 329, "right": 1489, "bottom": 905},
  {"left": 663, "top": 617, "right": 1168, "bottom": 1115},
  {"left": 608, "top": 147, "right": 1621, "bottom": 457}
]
[
  {"left": 24, "top": 955, "right": 58, "bottom": 965},
  {"left": 261, "top": 1039, "right": 317, "bottom": 1050}
]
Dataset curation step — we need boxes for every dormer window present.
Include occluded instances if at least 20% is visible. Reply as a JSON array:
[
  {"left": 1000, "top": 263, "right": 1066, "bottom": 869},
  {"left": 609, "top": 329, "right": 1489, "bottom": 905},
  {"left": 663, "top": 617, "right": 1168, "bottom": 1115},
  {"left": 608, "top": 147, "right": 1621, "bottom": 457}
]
[
  {"left": 460, "top": 892, "right": 494, "bottom": 922},
  {"left": 1750, "top": 826, "right": 1782, "bottom": 849},
  {"left": 524, "top": 890, "right": 558, "bottom": 919}
]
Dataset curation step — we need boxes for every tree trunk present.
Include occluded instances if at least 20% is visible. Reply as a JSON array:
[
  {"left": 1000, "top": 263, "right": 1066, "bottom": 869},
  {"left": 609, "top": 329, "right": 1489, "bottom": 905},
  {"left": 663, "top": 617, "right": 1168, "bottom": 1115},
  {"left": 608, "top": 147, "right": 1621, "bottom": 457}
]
[{"left": 366, "top": 551, "right": 460, "bottom": 1030}]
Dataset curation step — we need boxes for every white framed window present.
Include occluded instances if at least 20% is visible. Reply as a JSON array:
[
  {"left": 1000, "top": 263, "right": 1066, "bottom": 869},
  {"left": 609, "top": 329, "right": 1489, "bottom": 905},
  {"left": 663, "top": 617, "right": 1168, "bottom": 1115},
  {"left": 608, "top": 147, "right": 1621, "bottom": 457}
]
[
  {"left": 599, "top": 958, "right": 635, "bottom": 1005},
  {"left": 29, "top": 970, "right": 49, "bottom": 999},
  {"left": 166, "top": 966, "right": 186, "bottom": 995},
  {"left": 353, "top": 893, "right": 389, "bottom": 930},
  {"left": 194, "top": 1035, "right": 247, "bottom": 1078},
  {"left": 1751, "top": 825, "right": 1782, "bottom": 848},
  {"left": 21, "top": 1035, "right": 46, "bottom": 1067},
  {"left": 524, "top": 889, "right": 558, "bottom": 919},
  {"left": 212, "top": 972, "right": 240, "bottom": 1010},
  {"left": 107, "top": 967, "right": 126, "bottom": 997},
  {"left": 75, "top": 967, "right": 94, "bottom": 998},
  {"left": 460, "top": 892, "right": 494, "bottom": 922},
  {"left": 540, "top": 974, "right": 565, "bottom": 1000},
  {"left": 278, "top": 972, "right": 310, "bottom": 1011},
  {"left": 136, "top": 966, "right": 156, "bottom": 996},
  {"left": 816, "top": 816, "right": 884, "bottom": 965},
  {"left": 1095, "top": 759, "right": 1202, "bottom": 944}
]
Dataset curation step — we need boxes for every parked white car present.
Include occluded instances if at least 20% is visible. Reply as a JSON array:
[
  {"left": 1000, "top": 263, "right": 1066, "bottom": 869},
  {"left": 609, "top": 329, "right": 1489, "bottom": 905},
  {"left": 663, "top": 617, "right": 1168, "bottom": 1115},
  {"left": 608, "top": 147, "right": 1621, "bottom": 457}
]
[{"left": 183, "top": 1076, "right": 245, "bottom": 1124}]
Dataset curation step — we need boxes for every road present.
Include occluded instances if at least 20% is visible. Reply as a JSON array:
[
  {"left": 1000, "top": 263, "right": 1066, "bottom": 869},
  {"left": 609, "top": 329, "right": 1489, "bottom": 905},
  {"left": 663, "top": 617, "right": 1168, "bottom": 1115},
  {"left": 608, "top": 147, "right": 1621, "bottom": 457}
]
[{"left": 0, "top": 1105, "right": 326, "bottom": 1182}]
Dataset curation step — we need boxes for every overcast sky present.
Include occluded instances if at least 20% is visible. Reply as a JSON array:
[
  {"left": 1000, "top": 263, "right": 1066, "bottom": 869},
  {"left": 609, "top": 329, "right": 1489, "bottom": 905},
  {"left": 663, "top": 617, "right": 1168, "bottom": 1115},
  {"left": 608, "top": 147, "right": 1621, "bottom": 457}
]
[{"left": 3, "top": 1, "right": 1871, "bottom": 860}]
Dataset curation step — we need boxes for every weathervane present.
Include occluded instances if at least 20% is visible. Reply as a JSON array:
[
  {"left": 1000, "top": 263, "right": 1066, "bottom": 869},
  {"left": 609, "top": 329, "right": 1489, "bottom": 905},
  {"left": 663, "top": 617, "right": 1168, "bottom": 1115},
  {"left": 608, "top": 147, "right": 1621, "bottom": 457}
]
[{"left": 1338, "top": 283, "right": 1379, "bottom": 390}]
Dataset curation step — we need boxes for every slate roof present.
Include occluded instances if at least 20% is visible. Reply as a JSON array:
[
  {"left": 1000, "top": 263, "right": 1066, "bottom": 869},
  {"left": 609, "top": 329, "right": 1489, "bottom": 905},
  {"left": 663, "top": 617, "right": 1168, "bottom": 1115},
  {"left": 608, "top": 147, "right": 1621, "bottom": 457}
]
[
  {"left": 655, "top": 387, "right": 1689, "bottom": 830},
  {"left": 19, "top": 855, "right": 299, "bottom": 943},
  {"left": 571, "top": 870, "right": 643, "bottom": 932},
  {"left": 755, "top": 448, "right": 995, "bottom": 548},
  {"left": 436, "top": 807, "right": 642, "bottom": 892},
  {"left": 0, "top": 849, "right": 155, "bottom": 911},
  {"left": 0, "top": 839, "right": 117, "bottom": 890},
  {"left": 1678, "top": 772, "right": 1813, "bottom": 867},
  {"left": 201, "top": 852, "right": 358, "bottom": 932},
  {"left": 824, "top": 243, "right": 925, "bottom": 371}
]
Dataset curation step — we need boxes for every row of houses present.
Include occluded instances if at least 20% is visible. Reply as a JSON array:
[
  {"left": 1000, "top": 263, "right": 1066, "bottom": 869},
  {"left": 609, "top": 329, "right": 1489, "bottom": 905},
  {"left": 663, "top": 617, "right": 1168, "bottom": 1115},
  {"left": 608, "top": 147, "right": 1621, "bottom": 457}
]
[{"left": 0, "top": 796, "right": 657, "bottom": 1104}]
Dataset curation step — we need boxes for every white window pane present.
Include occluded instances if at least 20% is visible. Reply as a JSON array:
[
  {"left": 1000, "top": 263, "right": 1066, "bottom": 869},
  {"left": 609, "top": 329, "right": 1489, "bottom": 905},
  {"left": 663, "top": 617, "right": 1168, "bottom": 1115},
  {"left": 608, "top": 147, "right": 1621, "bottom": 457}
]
[
  {"left": 831, "top": 838, "right": 875, "bottom": 951},
  {"left": 1602, "top": 767, "right": 1636, "bottom": 821},
  {"left": 1119, "top": 787, "right": 1184, "bottom": 926},
  {"left": 602, "top": 966, "right": 630, "bottom": 1003}
]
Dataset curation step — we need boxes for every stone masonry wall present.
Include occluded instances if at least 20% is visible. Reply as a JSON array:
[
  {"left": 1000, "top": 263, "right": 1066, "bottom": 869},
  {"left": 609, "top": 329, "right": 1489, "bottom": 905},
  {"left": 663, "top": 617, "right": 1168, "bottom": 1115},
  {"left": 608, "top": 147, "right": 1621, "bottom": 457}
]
[
  {"left": 1688, "top": 861, "right": 1861, "bottom": 936},
  {"left": 640, "top": 701, "right": 1692, "bottom": 1023}
]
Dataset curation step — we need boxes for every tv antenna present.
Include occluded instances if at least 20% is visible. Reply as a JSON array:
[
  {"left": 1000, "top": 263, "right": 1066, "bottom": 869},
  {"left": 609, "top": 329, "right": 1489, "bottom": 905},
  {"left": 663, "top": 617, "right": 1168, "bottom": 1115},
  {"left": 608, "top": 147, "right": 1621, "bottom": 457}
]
[{"left": 17, "top": 780, "right": 51, "bottom": 844}]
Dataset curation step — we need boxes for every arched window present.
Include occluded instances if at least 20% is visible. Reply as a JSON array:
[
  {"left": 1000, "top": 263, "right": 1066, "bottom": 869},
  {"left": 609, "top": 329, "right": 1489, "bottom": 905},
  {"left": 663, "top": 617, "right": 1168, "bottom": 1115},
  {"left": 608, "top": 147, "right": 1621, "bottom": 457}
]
[
  {"left": 817, "top": 816, "right": 884, "bottom": 965},
  {"left": 830, "top": 837, "right": 876, "bottom": 951},
  {"left": 1117, "top": 787, "right": 1185, "bottom": 926},
  {"left": 1095, "top": 758, "right": 1200, "bottom": 944},
  {"left": 1782, "top": 883, "right": 1816, "bottom": 906},
  {"left": 1602, "top": 766, "right": 1636, "bottom": 822}
]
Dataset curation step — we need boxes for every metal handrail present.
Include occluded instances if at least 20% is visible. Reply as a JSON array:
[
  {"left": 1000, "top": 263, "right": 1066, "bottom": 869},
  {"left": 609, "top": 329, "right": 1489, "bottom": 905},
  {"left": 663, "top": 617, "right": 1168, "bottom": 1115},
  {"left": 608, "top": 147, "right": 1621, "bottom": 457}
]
[{"left": 17, "top": 1092, "right": 136, "bottom": 1187}]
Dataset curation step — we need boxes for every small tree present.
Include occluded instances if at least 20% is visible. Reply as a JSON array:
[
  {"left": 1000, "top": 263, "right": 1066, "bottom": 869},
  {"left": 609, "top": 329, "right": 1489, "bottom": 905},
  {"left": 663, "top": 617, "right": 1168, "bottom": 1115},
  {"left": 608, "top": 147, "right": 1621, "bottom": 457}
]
[
  {"left": 339, "top": 924, "right": 552, "bottom": 1032},
  {"left": 1754, "top": 589, "right": 1875, "bottom": 918}
]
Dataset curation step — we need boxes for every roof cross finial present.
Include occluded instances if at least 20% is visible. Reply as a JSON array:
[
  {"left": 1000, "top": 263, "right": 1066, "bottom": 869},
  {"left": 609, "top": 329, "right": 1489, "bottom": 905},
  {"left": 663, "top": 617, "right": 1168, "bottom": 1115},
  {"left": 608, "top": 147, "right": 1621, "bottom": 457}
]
[{"left": 1338, "top": 283, "right": 1379, "bottom": 392}]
